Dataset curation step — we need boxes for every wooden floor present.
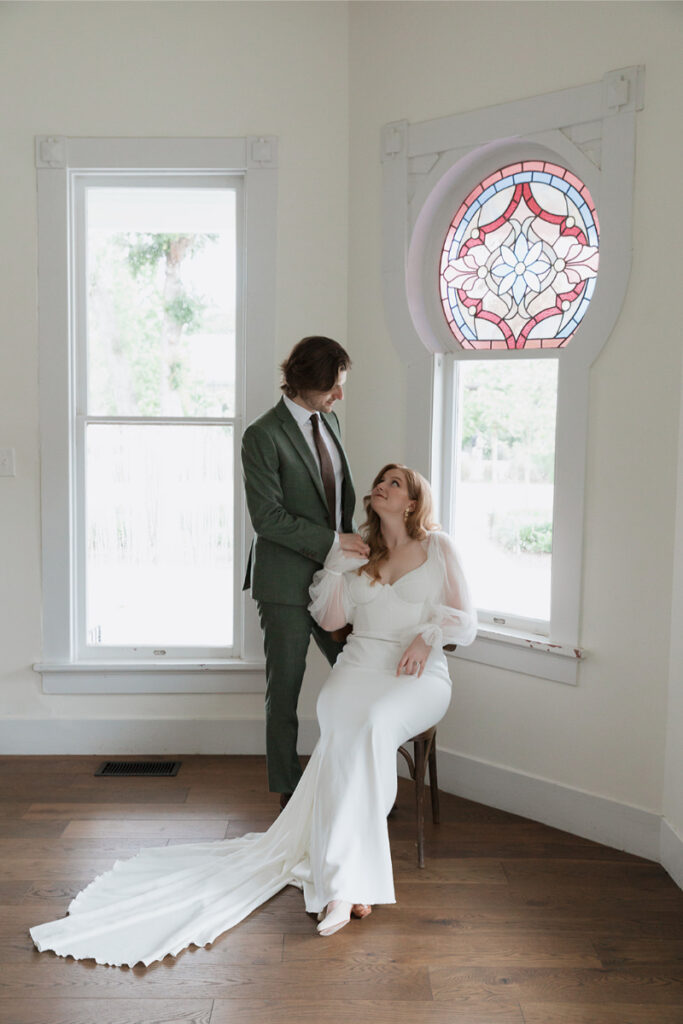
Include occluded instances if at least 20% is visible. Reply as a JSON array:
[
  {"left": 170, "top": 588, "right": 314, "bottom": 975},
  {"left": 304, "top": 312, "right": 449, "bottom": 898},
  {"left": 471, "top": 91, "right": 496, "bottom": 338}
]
[{"left": 0, "top": 755, "right": 682, "bottom": 1024}]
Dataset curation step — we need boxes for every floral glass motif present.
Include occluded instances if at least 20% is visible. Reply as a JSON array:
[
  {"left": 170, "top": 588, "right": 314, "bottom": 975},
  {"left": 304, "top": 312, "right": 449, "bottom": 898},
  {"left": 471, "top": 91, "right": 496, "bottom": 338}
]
[{"left": 440, "top": 161, "right": 599, "bottom": 349}]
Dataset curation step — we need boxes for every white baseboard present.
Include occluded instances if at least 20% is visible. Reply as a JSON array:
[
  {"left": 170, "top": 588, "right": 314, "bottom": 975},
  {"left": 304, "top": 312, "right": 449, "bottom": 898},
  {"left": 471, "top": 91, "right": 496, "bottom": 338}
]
[
  {"left": 1, "top": 717, "right": 678, "bottom": 886},
  {"left": 433, "top": 745, "right": 662, "bottom": 863},
  {"left": 660, "top": 818, "right": 683, "bottom": 889},
  {"left": 0, "top": 718, "right": 265, "bottom": 756}
]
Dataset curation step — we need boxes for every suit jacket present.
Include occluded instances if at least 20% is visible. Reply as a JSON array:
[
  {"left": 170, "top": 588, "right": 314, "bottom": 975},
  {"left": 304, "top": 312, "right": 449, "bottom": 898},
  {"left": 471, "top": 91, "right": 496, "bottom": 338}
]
[{"left": 241, "top": 397, "right": 356, "bottom": 605}]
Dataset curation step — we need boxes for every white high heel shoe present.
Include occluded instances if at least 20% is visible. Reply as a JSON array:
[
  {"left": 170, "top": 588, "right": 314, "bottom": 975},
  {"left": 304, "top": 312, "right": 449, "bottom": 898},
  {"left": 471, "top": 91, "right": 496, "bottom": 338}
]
[{"left": 316, "top": 900, "right": 353, "bottom": 936}]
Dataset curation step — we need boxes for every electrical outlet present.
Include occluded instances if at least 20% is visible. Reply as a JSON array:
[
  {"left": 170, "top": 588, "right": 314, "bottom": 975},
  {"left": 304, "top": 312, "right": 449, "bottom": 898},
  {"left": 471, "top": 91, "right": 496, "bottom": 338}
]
[{"left": 0, "top": 449, "right": 16, "bottom": 477}]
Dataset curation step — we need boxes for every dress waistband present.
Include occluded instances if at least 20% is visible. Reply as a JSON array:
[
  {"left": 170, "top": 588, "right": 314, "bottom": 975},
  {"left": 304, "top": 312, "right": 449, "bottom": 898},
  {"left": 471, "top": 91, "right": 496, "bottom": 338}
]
[{"left": 350, "top": 631, "right": 403, "bottom": 644}]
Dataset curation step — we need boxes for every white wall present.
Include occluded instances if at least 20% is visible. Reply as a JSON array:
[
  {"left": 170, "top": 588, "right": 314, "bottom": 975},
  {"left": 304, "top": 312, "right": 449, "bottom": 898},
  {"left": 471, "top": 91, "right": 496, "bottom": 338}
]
[
  {"left": 346, "top": 1, "right": 682, "bottom": 844},
  {"left": 0, "top": 0, "right": 348, "bottom": 727}
]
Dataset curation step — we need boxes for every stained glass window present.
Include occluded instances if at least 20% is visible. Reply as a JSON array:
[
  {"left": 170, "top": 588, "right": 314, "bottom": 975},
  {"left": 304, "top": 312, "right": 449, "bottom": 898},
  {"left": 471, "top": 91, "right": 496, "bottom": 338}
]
[{"left": 439, "top": 161, "right": 599, "bottom": 350}]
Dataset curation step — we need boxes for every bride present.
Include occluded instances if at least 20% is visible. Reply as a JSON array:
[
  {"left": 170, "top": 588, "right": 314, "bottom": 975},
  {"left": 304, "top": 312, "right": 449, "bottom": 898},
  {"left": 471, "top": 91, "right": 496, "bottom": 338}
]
[{"left": 30, "top": 463, "right": 476, "bottom": 966}]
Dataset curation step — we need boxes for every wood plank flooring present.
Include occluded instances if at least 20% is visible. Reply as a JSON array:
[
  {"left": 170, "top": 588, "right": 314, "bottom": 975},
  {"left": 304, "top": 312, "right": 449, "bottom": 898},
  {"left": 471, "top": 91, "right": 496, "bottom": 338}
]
[{"left": 0, "top": 754, "right": 681, "bottom": 1024}]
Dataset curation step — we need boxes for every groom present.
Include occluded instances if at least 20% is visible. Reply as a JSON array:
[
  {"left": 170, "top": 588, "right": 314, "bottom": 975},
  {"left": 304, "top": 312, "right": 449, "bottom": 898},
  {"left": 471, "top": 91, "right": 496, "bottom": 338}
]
[{"left": 241, "top": 336, "right": 369, "bottom": 807}]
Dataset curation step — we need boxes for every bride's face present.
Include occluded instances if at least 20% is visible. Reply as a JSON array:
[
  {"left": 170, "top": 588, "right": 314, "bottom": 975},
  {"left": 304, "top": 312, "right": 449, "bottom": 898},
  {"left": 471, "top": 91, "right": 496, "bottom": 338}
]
[{"left": 370, "top": 468, "right": 415, "bottom": 518}]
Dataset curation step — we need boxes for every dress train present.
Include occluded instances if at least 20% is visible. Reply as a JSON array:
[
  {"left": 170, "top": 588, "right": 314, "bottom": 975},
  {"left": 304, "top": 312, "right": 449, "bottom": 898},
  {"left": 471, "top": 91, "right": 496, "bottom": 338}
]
[{"left": 30, "top": 745, "right": 324, "bottom": 968}]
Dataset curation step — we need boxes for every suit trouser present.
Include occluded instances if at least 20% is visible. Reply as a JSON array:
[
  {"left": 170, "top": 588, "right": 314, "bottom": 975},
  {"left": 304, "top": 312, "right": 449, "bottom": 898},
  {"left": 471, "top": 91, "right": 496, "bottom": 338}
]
[{"left": 257, "top": 601, "right": 344, "bottom": 794}]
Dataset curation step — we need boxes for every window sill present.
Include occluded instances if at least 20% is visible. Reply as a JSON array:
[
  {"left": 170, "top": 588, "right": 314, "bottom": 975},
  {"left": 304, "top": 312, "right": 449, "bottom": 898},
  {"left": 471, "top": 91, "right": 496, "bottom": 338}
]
[
  {"left": 33, "top": 659, "right": 267, "bottom": 694},
  {"left": 34, "top": 627, "right": 584, "bottom": 693},
  {"left": 447, "top": 627, "right": 584, "bottom": 685}
]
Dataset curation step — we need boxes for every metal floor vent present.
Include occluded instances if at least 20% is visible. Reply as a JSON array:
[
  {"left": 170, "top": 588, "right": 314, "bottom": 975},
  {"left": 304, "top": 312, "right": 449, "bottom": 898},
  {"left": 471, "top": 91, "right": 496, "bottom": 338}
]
[{"left": 95, "top": 761, "right": 181, "bottom": 777}]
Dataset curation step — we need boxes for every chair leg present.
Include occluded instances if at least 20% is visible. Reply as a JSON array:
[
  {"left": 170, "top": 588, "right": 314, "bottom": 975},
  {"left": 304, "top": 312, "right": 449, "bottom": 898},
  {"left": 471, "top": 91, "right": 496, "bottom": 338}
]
[
  {"left": 428, "top": 734, "right": 440, "bottom": 825},
  {"left": 414, "top": 737, "right": 426, "bottom": 869}
]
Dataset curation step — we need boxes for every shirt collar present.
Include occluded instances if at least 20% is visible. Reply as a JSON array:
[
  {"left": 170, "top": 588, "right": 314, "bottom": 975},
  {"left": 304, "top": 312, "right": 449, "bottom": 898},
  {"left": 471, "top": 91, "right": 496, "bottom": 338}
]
[{"left": 283, "top": 393, "right": 318, "bottom": 428}]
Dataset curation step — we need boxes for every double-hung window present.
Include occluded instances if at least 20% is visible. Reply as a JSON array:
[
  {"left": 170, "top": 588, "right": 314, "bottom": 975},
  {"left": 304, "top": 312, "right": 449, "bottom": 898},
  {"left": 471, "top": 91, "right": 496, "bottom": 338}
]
[{"left": 35, "top": 137, "right": 277, "bottom": 692}]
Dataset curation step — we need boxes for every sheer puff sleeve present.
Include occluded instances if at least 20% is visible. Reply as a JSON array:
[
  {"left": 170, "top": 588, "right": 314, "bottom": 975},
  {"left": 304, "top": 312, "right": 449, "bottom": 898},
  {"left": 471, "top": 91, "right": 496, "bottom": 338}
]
[
  {"left": 416, "top": 531, "right": 477, "bottom": 649},
  {"left": 308, "top": 538, "right": 369, "bottom": 632}
]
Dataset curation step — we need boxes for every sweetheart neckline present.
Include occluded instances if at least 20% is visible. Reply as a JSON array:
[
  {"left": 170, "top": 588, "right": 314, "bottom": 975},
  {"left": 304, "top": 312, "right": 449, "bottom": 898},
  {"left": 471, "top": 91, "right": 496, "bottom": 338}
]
[{"left": 361, "top": 556, "right": 429, "bottom": 589}]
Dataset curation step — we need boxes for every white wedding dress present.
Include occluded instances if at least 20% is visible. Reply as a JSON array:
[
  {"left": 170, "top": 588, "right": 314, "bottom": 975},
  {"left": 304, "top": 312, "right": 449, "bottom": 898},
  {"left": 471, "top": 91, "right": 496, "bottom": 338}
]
[{"left": 30, "top": 530, "right": 476, "bottom": 967}]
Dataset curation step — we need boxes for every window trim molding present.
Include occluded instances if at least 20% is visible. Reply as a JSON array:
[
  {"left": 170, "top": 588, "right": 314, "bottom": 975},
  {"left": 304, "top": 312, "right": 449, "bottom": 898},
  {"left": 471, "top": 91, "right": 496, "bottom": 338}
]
[
  {"left": 33, "top": 659, "right": 266, "bottom": 695},
  {"left": 35, "top": 136, "right": 277, "bottom": 693},
  {"left": 381, "top": 69, "right": 644, "bottom": 682}
]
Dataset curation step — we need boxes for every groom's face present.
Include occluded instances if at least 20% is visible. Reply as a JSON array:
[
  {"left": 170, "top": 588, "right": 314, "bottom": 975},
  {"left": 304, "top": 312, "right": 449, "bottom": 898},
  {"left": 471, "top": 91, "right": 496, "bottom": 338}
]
[{"left": 299, "top": 369, "right": 347, "bottom": 414}]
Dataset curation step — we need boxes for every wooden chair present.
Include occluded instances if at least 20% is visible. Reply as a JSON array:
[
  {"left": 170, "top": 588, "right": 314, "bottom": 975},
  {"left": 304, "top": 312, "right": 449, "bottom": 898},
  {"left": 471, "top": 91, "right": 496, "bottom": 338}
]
[{"left": 397, "top": 725, "right": 439, "bottom": 868}]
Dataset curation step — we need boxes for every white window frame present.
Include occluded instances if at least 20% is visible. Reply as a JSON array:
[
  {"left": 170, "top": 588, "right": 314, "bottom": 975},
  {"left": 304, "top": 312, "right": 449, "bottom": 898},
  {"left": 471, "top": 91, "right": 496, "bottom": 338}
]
[
  {"left": 34, "top": 136, "right": 278, "bottom": 694},
  {"left": 382, "top": 68, "right": 644, "bottom": 685}
]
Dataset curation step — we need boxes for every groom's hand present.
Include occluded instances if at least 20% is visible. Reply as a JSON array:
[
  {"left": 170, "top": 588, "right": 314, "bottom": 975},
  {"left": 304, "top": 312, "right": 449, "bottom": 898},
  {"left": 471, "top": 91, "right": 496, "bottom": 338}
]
[{"left": 339, "top": 533, "right": 370, "bottom": 558}]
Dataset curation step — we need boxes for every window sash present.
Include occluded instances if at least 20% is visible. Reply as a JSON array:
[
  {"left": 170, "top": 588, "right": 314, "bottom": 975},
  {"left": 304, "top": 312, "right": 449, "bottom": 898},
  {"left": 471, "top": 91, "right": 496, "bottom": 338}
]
[{"left": 74, "top": 417, "right": 238, "bottom": 660}]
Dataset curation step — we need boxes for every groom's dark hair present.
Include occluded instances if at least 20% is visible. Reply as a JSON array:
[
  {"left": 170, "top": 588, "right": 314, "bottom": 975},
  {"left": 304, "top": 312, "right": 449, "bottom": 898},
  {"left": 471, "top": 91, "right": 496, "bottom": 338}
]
[{"left": 280, "top": 336, "right": 352, "bottom": 398}]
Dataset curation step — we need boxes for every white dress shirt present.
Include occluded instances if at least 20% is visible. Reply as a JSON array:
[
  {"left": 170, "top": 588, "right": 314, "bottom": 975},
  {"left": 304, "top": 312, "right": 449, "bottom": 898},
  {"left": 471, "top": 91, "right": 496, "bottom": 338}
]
[{"left": 283, "top": 393, "right": 344, "bottom": 531}]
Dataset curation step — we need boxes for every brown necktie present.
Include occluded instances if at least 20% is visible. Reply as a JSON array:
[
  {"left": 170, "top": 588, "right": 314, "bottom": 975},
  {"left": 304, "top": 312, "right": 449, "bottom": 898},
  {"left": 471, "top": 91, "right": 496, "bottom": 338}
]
[{"left": 310, "top": 413, "right": 337, "bottom": 528}]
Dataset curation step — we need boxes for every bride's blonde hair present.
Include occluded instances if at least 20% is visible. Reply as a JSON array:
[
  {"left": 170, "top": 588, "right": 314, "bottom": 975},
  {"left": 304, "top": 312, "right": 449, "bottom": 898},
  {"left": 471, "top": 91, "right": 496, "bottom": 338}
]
[{"left": 359, "top": 463, "right": 439, "bottom": 583}]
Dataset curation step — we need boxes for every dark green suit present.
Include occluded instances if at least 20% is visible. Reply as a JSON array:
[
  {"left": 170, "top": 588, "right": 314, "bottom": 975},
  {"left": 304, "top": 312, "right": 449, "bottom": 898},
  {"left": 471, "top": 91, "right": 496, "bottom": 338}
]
[{"left": 241, "top": 398, "right": 356, "bottom": 793}]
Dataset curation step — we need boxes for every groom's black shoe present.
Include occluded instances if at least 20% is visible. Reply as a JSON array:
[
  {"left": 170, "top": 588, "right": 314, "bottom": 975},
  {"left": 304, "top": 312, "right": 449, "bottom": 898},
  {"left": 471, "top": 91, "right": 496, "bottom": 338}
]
[{"left": 279, "top": 793, "right": 292, "bottom": 811}]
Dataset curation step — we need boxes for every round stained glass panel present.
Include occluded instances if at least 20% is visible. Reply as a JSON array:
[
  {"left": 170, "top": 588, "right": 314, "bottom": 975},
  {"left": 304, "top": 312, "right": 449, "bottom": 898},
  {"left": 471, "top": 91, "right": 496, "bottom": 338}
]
[{"left": 439, "top": 161, "right": 600, "bottom": 350}]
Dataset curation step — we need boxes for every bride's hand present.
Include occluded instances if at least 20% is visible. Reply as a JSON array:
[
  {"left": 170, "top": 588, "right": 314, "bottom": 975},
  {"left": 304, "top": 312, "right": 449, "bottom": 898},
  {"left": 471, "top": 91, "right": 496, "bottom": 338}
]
[{"left": 397, "top": 635, "right": 432, "bottom": 678}]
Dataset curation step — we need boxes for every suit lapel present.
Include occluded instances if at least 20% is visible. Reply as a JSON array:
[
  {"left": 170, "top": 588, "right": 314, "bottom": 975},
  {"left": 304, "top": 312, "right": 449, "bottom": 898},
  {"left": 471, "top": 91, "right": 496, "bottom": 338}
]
[{"left": 275, "top": 399, "right": 328, "bottom": 508}]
